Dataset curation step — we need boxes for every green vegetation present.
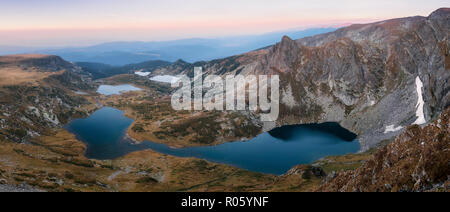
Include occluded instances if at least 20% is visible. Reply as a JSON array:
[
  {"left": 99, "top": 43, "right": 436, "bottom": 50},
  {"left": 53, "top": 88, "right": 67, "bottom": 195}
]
[
  {"left": 157, "top": 113, "right": 221, "bottom": 144},
  {"left": 136, "top": 176, "right": 158, "bottom": 184},
  {"left": 132, "top": 123, "right": 145, "bottom": 133},
  {"left": 7, "top": 129, "right": 27, "bottom": 138},
  {"left": 313, "top": 153, "right": 373, "bottom": 173}
]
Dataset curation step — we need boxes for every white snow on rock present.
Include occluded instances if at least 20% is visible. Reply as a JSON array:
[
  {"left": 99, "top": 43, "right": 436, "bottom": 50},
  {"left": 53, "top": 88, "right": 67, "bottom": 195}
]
[
  {"left": 384, "top": 77, "right": 426, "bottom": 134},
  {"left": 384, "top": 125, "right": 403, "bottom": 133},
  {"left": 412, "top": 76, "right": 426, "bottom": 125},
  {"left": 135, "top": 71, "right": 151, "bottom": 77},
  {"left": 150, "top": 75, "right": 180, "bottom": 84}
]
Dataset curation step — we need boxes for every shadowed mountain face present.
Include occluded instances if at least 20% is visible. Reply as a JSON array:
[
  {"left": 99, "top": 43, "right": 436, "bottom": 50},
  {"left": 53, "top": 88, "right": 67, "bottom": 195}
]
[
  {"left": 269, "top": 123, "right": 357, "bottom": 142},
  {"left": 152, "top": 8, "right": 450, "bottom": 150}
]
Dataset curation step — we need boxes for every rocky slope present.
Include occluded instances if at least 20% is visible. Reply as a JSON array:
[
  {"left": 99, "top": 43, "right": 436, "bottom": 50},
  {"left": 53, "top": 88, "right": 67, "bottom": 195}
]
[
  {"left": 319, "top": 108, "right": 449, "bottom": 192},
  {"left": 149, "top": 8, "right": 450, "bottom": 150},
  {"left": 0, "top": 54, "right": 95, "bottom": 143}
]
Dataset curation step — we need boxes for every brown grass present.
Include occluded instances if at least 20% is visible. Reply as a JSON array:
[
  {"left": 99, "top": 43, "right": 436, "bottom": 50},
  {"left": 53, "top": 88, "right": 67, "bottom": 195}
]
[
  {"left": 0, "top": 67, "right": 63, "bottom": 86},
  {"left": 0, "top": 54, "right": 51, "bottom": 63}
]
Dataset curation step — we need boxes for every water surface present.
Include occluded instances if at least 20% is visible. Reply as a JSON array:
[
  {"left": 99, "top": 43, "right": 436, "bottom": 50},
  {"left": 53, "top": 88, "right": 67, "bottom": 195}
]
[
  {"left": 97, "top": 84, "right": 141, "bottom": 95},
  {"left": 65, "top": 107, "right": 360, "bottom": 175}
]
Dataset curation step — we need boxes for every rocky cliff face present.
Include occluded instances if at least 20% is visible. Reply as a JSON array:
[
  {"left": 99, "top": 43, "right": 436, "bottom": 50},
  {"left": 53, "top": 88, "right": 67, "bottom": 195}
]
[
  {"left": 318, "top": 108, "right": 449, "bottom": 192},
  {"left": 154, "top": 8, "right": 450, "bottom": 150}
]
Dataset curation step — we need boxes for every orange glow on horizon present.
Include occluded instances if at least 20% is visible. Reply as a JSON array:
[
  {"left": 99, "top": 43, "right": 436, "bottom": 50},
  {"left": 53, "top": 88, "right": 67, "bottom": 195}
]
[{"left": 0, "top": 0, "right": 447, "bottom": 46}]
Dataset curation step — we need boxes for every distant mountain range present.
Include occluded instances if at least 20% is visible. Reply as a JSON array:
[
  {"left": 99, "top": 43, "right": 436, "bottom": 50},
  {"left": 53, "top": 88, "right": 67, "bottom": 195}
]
[
  {"left": 0, "top": 28, "right": 336, "bottom": 66},
  {"left": 75, "top": 60, "right": 171, "bottom": 79}
]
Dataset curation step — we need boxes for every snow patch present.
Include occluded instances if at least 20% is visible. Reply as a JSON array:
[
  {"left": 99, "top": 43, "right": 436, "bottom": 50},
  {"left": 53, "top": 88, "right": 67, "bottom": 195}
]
[
  {"left": 412, "top": 76, "right": 426, "bottom": 125},
  {"left": 150, "top": 75, "right": 180, "bottom": 84},
  {"left": 384, "top": 125, "right": 403, "bottom": 133},
  {"left": 135, "top": 71, "right": 151, "bottom": 77},
  {"left": 74, "top": 91, "right": 88, "bottom": 95}
]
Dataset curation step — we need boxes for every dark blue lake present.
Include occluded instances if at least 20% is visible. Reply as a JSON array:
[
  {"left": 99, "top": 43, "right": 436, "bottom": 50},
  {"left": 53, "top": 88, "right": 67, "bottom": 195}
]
[{"left": 65, "top": 107, "right": 360, "bottom": 175}]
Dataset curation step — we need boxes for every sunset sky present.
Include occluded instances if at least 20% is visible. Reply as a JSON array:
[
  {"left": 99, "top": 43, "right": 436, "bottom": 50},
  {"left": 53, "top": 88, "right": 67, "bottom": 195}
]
[{"left": 0, "top": 0, "right": 448, "bottom": 47}]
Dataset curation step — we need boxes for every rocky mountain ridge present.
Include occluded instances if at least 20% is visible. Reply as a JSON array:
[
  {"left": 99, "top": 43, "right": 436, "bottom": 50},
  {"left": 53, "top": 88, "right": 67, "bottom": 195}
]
[
  {"left": 0, "top": 54, "right": 74, "bottom": 72},
  {"left": 148, "top": 8, "right": 450, "bottom": 150}
]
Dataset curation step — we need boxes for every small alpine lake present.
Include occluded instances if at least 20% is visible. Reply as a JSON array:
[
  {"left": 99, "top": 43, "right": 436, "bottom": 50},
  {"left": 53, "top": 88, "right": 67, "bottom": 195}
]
[
  {"left": 65, "top": 107, "right": 360, "bottom": 175},
  {"left": 97, "top": 84, "right": 142, "bottom": 95}
]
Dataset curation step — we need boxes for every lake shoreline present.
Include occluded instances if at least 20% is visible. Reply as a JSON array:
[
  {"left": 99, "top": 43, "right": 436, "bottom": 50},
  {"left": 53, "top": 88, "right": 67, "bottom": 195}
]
[{"left": 65, "top": 106, "right": 360, "bottom": 175}]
